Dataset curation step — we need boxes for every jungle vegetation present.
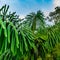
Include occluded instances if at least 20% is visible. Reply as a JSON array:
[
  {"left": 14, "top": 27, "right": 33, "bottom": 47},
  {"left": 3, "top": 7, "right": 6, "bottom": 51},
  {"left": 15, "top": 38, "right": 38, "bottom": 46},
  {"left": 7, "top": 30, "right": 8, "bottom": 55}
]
[{"left": 0, "top": 5, "right": 60, "bottom": 60}]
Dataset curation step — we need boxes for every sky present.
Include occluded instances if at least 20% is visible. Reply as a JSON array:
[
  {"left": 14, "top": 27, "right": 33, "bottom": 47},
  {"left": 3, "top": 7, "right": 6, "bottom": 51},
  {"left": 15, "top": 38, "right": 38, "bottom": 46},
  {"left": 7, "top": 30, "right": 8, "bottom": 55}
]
[{"left": 0, "top": 0, "right": 60, "bottom": 18}]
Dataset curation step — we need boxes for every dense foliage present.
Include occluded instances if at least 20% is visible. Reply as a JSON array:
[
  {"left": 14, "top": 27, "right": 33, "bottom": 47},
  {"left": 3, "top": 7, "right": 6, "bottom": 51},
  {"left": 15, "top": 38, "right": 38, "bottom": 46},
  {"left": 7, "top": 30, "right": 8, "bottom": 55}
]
[{"left": 0, "top": 5, "right": 60, "bottom": 60}]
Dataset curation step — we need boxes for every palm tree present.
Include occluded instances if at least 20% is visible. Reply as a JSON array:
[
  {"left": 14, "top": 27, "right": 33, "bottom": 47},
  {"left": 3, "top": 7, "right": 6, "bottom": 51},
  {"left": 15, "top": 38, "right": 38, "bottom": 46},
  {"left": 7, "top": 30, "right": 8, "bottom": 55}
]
[{"left": 25, "top": 10, "right": 45, "bottom": 32}]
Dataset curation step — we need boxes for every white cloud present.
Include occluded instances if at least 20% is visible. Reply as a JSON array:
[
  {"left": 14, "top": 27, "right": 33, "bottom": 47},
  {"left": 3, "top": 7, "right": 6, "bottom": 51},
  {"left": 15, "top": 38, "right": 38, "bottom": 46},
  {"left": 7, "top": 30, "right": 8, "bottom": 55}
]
[
  {"left": 44, "top": 11, "right": 49, "bottom": 17},
  {"left": 53, "top": 0, "right": 60, "bottom": 7},
  {"left": 19, "top": 15, "right": 25, "bottom": 19}
]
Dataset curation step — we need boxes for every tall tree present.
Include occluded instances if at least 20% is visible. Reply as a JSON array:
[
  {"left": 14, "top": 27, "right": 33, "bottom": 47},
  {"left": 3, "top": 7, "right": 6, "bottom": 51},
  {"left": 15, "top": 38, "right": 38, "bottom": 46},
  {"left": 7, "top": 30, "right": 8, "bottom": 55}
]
[
  {"left": 49, "top": 6, "right": 60, "bottom": 24},
  {"left": 25, "top": 10, "right": 45, "bottom": 32}
]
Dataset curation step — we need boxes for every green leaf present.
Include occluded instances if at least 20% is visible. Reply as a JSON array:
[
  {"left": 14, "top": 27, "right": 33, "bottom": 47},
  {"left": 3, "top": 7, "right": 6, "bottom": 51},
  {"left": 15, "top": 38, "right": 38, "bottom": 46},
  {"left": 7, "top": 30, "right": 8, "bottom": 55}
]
[{"left": 7, "top": 24, "right": 10, "bottom": 43}]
